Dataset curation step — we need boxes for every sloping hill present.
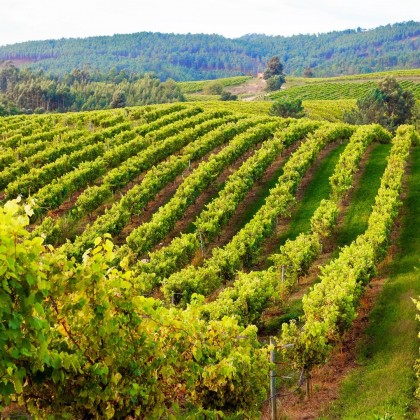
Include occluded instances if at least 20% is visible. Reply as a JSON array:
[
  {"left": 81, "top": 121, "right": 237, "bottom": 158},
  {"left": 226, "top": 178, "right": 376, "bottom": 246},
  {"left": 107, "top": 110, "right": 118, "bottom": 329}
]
[
  {"left": 0, "top": 21, "right": 419, "bottom": 80},
  {"left": 271, "top": 69, "right": 420, "bottom": 100},
  {"left": 0, "top": 102, "right": 419, "bottom": 417}
]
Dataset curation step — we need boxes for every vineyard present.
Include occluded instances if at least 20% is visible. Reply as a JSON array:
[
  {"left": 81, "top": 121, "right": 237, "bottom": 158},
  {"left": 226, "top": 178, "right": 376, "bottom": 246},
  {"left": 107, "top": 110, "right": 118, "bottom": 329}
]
[
  {"left": 270, "top": 79, "right": 420, "bottom": 101},
  {"left": 0, "top": 102, "right": 419, "bottom": 418}
]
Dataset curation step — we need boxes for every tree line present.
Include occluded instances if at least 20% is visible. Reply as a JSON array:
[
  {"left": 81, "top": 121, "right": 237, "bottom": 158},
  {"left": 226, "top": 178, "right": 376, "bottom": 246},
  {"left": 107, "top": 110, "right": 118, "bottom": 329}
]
[
  {"left": 0, "top": 64, "right": 185, "bottom": 115},
  {"left": 0, "top": 21, "right": 418, "bottom": 81}
]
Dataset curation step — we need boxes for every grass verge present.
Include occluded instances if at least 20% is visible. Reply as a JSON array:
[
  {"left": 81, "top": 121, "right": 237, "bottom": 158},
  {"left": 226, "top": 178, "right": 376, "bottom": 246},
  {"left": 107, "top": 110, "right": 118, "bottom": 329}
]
[
  {"left": 336, "top": 143, "right": 391, "bottom": 249},
  {"left": 323, "top": 146, "right": 420, "bottom": 419}
]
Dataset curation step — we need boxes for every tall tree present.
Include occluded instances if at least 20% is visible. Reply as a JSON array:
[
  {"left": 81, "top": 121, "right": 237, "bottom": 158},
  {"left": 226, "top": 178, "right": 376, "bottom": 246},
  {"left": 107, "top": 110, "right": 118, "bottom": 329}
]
[
  {"left": 344, "top": 76, "right": 415, "bottom": 131},
  {"left": 263, "top": 56, "right": 286, "bottom": 92},
  {"left": 263, "top": 56, "right": 284, "bottom": 80}
]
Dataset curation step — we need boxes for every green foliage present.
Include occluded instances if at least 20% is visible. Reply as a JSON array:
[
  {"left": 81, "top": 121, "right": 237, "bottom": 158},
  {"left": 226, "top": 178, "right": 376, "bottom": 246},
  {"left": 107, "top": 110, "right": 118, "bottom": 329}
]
[
  {"left": 0, "top": 65, "right": 185, "bottom": 114},
  {"left": 126, "top": 121, "right": 281, "bottom": 256},
  {"left": 411, "top": 297, "right": 420, "bottom": 400},
  {"left": 110, "top": 90, "right": 126, "bottom": 108},
  {"left": 0, "top": 22, "right": 419, "bottom": 81},
  {"left": 263, "top": 57, "right": 286, "bottom": 92},
  {"left": 303, "top": 99, "right": 356, "bottom": 122},
  {"left": 0, "top": 201, "right": 270, "bottom": 417},
  {"left": 329, "top": 124, "right": 391, "bottom": 199},
  {"left": 263, "top": 57, "right": 284, "bottom": 80},
  {"left": 178, "top": 76, "right": 252, "bottom": 94},
  {"left": 204, "top": 81, "right": 224, "bottom": 95},
  {"left": 197, "top": 122, "right": 392, "bottom": 329},
  {"left": 265, "top": 75, "right": 286, "bottom": 92},
  {"left": 0, "top": 93, "right": 20, "bottom": 116},
  {"left": 163, "top": 123, "right": 354, "bottom": 306},
  {"left": 194, "top": 119, "right": 320, "bottom": 242},
  {"left": 344, "top": 77, "right": 416, "bottom": 131},
  {"left": 269, "top": 97, "right": 305, "bottom": 118},
  {"left": 67, "top": 116, "right": 255, "bottom": 258},
  {"left": 280, "top": 125, "right": 418, "bottom": 376},
  {"left": 0, "top": 198, "right": 51, "bottom": 407},
  {"left": 270, "top": 77, "right": 420, "bottom": 102},
  {"left": 0, "top": 103, "right": 418, "bottom": 417},
  {"left": 220, "top": 91, "right": 238, "bottom": 101}
]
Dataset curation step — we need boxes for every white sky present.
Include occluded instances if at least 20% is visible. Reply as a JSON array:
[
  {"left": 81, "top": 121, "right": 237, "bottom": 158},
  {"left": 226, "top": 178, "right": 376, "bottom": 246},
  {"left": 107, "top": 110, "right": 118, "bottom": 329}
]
[{"left": 0, "top": 0, "right": 419, "bottom": 46}]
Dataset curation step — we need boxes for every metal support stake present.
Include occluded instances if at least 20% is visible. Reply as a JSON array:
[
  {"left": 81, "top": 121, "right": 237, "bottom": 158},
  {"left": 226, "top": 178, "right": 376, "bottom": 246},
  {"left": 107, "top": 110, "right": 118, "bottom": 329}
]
[
  {"left": 270, "top": 337, "right": 277, "bottom": 420},
  {"left": 198, "top": 231, "right": 205, "bottom": 254}
]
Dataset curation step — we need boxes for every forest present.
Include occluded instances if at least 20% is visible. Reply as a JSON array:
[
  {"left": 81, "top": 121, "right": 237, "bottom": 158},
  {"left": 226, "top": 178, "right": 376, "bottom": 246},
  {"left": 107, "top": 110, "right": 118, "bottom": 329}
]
[
  {"left": 0, "top": 21, "right": 418, "bottom": 81},
  {"left": 0, "top": 64, "right": 184, "bottom": 115}
]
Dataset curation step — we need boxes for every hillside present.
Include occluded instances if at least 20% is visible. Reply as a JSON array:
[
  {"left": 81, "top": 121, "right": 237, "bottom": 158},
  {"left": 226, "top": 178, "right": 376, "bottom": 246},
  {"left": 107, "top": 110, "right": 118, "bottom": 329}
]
[
  {"left": 0, "top": 21, "right": 419, "bottom": 81},
  {"left": 271, "top": 68, "right": 420, "bottom": 100},
  {"left": 179, "top": 69, "right": 420, "bottom": 123},
  {"left": 0, "top": 101, "right": 419, "bottom": 417}
]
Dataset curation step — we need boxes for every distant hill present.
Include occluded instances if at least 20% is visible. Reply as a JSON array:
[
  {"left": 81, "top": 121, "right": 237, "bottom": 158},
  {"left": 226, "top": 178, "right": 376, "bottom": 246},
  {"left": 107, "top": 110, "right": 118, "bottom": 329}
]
[{"left": 0, "top": 21, "right": 419, "bottom": 81}]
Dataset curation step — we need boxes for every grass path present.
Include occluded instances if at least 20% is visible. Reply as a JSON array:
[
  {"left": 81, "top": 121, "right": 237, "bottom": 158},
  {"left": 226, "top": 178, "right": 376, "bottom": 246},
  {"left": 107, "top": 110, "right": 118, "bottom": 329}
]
[
  {"left": 336, "top": 142, "right": 392, "bottom": 249},
  {"left": 322, "top": 146, "right": 420, "bottom": 419},
  {"left": 263, "top": 142, "right": 390, "bottom": 332},
  {"left": 275, "top": 142, "right": 346, "bottom": 247}
]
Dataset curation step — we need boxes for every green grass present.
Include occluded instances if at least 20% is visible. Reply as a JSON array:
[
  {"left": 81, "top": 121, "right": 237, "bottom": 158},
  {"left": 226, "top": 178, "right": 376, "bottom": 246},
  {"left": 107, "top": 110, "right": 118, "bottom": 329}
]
[
  {"left": 276, "top": 143, "right": 346, "bottom": 247},
  {"left": 262, "top": 141, "right": 392, "bottom": 333},
  {"left": 336, "top": 143, "right": 391, "bottom": 249},
  {"left": 261, "top": 298, "right": 304, "bottom": 335},
  {"left": 323, "top": 146, "right": 420, "bottom": 419}
]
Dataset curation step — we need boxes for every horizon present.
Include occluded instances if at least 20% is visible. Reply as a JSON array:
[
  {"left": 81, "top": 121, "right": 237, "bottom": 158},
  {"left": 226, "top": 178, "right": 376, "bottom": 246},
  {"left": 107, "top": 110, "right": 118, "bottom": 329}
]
[
  {"left": 1, "top": 0, "right": 419, "bottom": 47},
  {"left": 0, "top": 20, "right": 417, "bottom": 48}
]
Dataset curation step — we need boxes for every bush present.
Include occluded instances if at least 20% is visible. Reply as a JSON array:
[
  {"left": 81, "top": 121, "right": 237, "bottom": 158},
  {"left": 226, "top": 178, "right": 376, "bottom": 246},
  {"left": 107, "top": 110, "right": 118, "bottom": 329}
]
[
  {"left": 204, "top": 81, "right": 224, "bottom": 95},
  {"left": 220, "top": 91, "right": 238, "bottom": 101},
  {"left": 343, "top": 76, "right": 415, "bottom": 131},
  {"left": 269, "top": 97, "right": 305, "bottom": 118},
  {"left": 265, "top": 75, "right": 286, "bottom": 92}
]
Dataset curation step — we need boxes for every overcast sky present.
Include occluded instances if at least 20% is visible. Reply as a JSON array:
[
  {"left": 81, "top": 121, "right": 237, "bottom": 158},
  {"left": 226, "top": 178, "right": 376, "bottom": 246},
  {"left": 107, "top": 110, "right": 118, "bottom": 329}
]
[{"left": 1, "top": 0, "right": 419, "bottom": 46}]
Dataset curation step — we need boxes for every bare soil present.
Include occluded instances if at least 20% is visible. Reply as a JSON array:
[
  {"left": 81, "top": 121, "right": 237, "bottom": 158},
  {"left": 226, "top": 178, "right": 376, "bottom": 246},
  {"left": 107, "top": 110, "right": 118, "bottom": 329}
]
[
  {"left": 254, "top": 142, "right": 340, "bottom": 271},
  {"left": 200, "top": 139, "right": 303, "bottom": 259},
  {"left": 149, "top": 143, "right": 263, "bottom": 253},
  {"left": 261, "top": 143, "right": 407, "bottom": 419},
  {"left": 228, "top": 77, "right": 267, "bottom": 101},
  {"left": 265, "top": 275, "right": 386, "bottom": 420}
]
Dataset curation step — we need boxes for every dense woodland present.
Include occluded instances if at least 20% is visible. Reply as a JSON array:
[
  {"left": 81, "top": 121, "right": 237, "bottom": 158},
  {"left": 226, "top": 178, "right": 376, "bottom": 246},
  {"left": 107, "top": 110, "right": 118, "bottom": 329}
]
[
  {"left": 0, "top": 65, "right": 184, "bottom": 115},
  {"left": 0, "top": 21, "right": 418, "bottom": 81}
]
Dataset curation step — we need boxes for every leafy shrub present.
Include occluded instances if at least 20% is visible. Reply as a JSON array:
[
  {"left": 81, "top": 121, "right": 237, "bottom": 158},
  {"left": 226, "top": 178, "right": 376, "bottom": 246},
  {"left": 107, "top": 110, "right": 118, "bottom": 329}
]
[{"left": 269, "top": 97, "right": 305, "bottom": 118}]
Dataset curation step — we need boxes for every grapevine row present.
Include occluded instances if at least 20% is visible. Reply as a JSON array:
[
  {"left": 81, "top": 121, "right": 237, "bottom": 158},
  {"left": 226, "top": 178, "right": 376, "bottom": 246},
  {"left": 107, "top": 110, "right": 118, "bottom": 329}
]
[
  {"left": 130, "top": 120, "right": 321, "bottom": 290},
  {"left": 199, "top": 124, "right": 391, "bottom": 325},
  {"left": 34, "top": 113, "right": 240, "bottom": 244},
  {"left": 58, "top": 116, "right": 256, "bottom": 257},
  {"left": 162, "top": 123, "right": 355, "bottom": 305},
  {"left": 0, "top": 200, "right": 269, "bottom": 419},
  {"left": 124, "top": 121, "right": 283, "bottom": 256},
  {"left": 280, "top": 125, "right": 418, "bottom": 380},
  {"left": 4, "top": 107, "right": 203, "bottom": 201},
  {"left": 0, "top": 130, "right": 89, "bottom": 190},
  {"left": 194, "top": 120, "right": 322, "bottom": 242},
  {"left": 29, "top": 111, "right": 226, "bottom": 220}
]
